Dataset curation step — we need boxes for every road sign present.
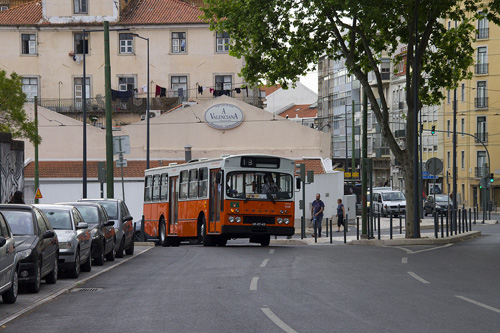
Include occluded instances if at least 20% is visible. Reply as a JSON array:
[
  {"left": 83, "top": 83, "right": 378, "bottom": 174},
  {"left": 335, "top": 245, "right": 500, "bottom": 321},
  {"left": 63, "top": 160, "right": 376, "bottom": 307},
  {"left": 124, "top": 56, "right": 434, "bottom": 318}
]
[
  {"left": 116, "top": 159, "right": 127, "bottom": 168},
  {"left": 35, "top": 188, "right": 43, "bottom": 199},
  {"left": 113, "top": 135, "right": 130, "bottom": 155},
  {"left": 344, "top": 172, "right": 360, "bottom": 178},
  {"left": 426, "top": 158, "right": 443, "bottom": 175},
  {"left": 422, "top": 171, "right": 438, "bottom": 180}
]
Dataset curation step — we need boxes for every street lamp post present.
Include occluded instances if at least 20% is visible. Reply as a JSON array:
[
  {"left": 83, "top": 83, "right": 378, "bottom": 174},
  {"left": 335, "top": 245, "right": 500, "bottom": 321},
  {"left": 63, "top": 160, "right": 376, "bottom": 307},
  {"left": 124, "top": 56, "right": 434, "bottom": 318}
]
[{"left": 131, "top": 34, "right": 150, "bottom": 169}]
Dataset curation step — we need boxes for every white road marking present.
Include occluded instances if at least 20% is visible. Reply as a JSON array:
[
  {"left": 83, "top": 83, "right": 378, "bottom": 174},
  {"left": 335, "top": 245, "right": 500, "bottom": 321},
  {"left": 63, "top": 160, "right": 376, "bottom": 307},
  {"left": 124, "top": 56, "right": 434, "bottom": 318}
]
[
  {"left": 261, "top": 308, "right": 298, "bottom": 333},
  {"left": 395, "top": 243, "right": 453, "bottom": 254},
  {"left": 250, "top": 277, "right": 259, "bottom": 291},
  {"left": 456, "top": 295, "right": 500, "bottom": 314},
  {"left": 402, "top": 257, "right": 408, "bottom": 264},
  {"left": 407, "top": 271, "right": 430, "bottom": 284},
  {"left": 269, "top": 249, "right": 275, "bottom": 254},
  {"left": 260, "top": 259, "right": 270, "bottom": 268}
]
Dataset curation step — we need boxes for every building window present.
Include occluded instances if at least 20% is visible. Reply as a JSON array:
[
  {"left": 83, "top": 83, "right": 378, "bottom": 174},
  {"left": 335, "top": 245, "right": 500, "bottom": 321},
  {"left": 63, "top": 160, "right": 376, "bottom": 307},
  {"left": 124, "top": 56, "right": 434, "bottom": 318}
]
[
  {"left": 22, "top": 77, "right": 38, "bottom": 101},
  {"left": 447, "top": 90, "right": 450, "bottom": 104},
  {"left": 118, "top": 76, "right": 135, "bottom": 92},
  {"left": 119, "top": 34, "right": 133, "bottom": 54},
  {"left": 216, "top": 32, "right": 230, "bottom": 52},
  {"left": 476, "top": 47, "right": 488, "bottom": 74},
  {"left": 477, "top": 116, "right": 486, "bottom": 142},
  {"left": 461, "top": 118, "right": 465, "bottom": 136},
  {"left": 21, "top": 34, "right": 36, "bottom": 55},
  {"left": 447, "top": 120, "right": 450, "bottom": 137},
  {"left": 215, "top": 75, "right": 232, "bottom": 91},
  {"left": 0, "top": 5, "right": 9, "bottom": 11},
  {"left": 461, "top": 151, "right": 465, "bottom": 169},
  {"left": 461, "top": 83, "right": 465, "bottom": 102},
  {"left": 74, "top": 77, "right": 90, "bottom": 107},
  {"left": 74, "top": 33, "right": 89, "bottom": 54},
  {"left": 447, "top": 151, "right": 450, "bottom": 169},
  {"left": 74, "top": 0, "right": 87, "bottom": 14},
  {"left": 475, "top": 81, "right": 487, "bottom": 108},
  {"left": 171, "top": 76, "right": 187, "bottom": 97},
  {"left": 172, "top": 32, "right": 186, "bottom": 53},
  {"left": 477, "top": 11, "right": 488, "bottom": 39},
  {"left": 477, "top": 151, "right": 486, "bottom": 176}
]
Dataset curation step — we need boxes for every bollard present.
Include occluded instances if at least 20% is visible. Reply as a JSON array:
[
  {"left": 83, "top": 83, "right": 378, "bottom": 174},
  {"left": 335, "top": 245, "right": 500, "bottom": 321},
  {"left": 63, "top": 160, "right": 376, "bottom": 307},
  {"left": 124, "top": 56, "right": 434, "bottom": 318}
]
[
  {"left": 440, "top": 211, "right": 444, "bottom": 238},
  {"left": 399, "top": 205, "right": 402, "bottom": 234},
  {"left": 301, "top": 216, "right": 305, "bottom": 239},
  {"left": 330, "top": 218, "right": 333, "bottom": 244},
  {"left": 344, "top": 214, "right": 348, "bottom": 244},
  {"left": 390, "top": 213, "right": 393, "bottom": 240},
  {"left": 314, "top": 218, "right": 317, "bottom": 243},
  {"left": 357, "top": 216, "right": 360, "bottom": 240},
  {"left": 458, "top": 209, "right": 461, "bottom": 234},
  {"left": 434, "top": 212, "right": 438, "bottom": 239},
  {"left": 325, "top": 217, "right": 329, "bottom": 238},
  {"left": 469, "top": 208, "right": 472, "bottom": 231},
  {"left": 446, "top": 210, "right": 449, "bottom": 237},
  {"left": 374, "top": 207, "right": 378, "bottom": 231},
  {"left": 377, "top": 211, "right": 381, "bottom": 240},
  {"left": 464, "top": 209, "right": 468, "bottom": 232},
  {"left": 473, "top": 206, "right": 476, "bottom": 224},
  {"left": 140, "top": 215, "right": 145, "bottom": 242}
]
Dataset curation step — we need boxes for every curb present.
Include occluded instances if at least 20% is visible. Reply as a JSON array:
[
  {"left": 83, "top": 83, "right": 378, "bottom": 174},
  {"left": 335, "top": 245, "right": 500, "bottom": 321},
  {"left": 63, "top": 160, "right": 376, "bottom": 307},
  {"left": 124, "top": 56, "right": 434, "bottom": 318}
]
[
  {"left": 134, "top": 241, "right": 156, "bottom": 247},
  {"left": 270, "top": 239, "right": 308, "bottom": 245},
  {"left": 0, "top": 245, "right": 154, "bottom": 327},
  {"left": 350, "top": 231, "right": 481, "bottom": 246}
]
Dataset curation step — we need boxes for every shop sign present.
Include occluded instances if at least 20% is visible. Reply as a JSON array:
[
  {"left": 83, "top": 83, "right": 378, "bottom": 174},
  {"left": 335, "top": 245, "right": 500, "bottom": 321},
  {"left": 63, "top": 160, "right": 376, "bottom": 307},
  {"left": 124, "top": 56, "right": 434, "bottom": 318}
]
[{"left": 204, "top": 104, "right": 244, "bottom": 130}]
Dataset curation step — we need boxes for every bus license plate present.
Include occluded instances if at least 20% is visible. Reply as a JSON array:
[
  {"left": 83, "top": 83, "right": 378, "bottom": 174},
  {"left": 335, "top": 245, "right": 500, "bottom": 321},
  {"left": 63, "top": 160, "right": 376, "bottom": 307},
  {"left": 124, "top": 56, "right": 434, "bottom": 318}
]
[{"left": 253, "top": 222, "right": 266, "bottom": 227}]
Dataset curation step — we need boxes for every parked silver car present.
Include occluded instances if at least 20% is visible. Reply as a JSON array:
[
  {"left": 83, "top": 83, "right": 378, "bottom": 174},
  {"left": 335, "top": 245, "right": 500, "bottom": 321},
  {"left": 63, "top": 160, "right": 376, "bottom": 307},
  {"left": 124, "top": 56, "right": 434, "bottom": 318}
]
[
  {"left": 34, "top": 204, "right": 92, "bottom": 278},
  {"left": 0, "top": 212, "right": 19, "bottom": 304}
]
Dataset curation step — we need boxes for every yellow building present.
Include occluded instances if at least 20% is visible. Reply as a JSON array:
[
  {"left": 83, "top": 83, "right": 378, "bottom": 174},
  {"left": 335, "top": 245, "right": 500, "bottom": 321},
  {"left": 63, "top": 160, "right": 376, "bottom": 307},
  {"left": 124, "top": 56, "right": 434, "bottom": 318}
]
[
  {"left": 442, "top": 10, "right": 499, "bottom": 208},
  {"left": 0, "top": 0, "right": 253, "bottom": 115}
]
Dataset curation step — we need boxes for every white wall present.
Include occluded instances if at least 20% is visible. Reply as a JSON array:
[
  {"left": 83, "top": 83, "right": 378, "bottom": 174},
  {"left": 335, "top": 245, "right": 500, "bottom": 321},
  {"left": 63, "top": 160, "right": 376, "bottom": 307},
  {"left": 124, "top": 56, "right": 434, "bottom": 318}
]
[{"left": 265, "top": 82, "right": 318, "bottom": 114}]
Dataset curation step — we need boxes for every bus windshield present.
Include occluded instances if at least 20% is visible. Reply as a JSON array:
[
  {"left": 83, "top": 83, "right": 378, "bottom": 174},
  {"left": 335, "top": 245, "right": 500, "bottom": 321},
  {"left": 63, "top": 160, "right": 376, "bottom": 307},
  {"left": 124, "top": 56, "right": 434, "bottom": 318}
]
[{"left": 226, "top": 171, "right": 293, "bottom": 200}]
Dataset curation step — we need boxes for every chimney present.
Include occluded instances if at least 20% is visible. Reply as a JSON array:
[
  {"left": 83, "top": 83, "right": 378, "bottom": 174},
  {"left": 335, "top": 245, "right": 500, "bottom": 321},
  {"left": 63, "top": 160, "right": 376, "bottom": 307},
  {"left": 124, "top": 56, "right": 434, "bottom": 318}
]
[{"left": 184, "top": 145, "right": 192, "bottom": 162}]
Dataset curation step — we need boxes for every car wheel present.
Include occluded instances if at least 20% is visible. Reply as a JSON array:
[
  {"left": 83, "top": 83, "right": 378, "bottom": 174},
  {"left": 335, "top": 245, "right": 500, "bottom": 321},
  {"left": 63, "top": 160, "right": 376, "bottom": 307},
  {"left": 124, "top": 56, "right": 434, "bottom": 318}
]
[
  {"left": 81, "top": 252, "right": 92, "bottom": 272},
  {"left": 259, "top": 236, "right": 271, "bottom": 247},
  {"left": 2, "top": 269, "right": 19, "bottom": 304},
  {"left": 67, "top": 250, "right": 81, "bottom": 278},
  {"left": 116, "top": 238, "right": 124, "bottom": 258},
  {"left": 106, "top": 239, "right": 116, "bottom": 261},
  {"left": 125, "top": 237, "right": 135, "bottom": 255},
  {"left": 45, "top": 256, "right": 58, "bottom": 284},
  {"left": 27, "top": 260, "right": 41, "bottom": 293},
  {"left": 94, "top": 243, "right": 105, "bottom": 266}
]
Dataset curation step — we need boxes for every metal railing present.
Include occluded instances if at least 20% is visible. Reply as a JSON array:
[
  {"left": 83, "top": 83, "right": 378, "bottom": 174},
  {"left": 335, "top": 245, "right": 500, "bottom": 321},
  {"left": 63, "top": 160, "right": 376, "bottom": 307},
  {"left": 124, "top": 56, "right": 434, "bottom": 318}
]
[
  {"left": 476, "top": 28, "right": 489, "bottom": 39},
  {"left": 474, "top": 132, "right": 488, "bottom": 143},
  {"left": 474, "top": 97, "right": 488, "bottom": 108},
  {"left": 475, "top": 63, "right": 488, "bottom": 75},
  {"left": 475, "top": 166, "right": 487, "bottom": 178}
]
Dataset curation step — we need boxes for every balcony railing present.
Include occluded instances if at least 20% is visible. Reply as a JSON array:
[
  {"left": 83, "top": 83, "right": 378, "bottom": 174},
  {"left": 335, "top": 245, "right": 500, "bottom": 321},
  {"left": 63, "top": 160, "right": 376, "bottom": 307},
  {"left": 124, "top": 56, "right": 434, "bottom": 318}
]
[
  {"left": 476, "top": 28, "right": 489, "bottom": 39},
  {"left": 475, "top": 132, "right": 488, "bottom": 143},
  {"left": 475, "top": 166, "right": 488, "bottom": 178},
  {"left": 475, "top": 63, "right": 488, "bottom": 74},
  {"left": 398, "top": 101, "right": 405, "bottom": 110},
  {"left": 474, "top": 97, "right": 488, "bottom": 108}
]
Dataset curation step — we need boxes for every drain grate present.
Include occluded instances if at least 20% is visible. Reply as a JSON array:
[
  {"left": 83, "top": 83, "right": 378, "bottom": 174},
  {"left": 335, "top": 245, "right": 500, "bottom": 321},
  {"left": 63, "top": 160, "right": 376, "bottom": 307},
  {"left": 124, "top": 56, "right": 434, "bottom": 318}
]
[{"left": 71, "top": 287, "right": 103, "bottom": 293}]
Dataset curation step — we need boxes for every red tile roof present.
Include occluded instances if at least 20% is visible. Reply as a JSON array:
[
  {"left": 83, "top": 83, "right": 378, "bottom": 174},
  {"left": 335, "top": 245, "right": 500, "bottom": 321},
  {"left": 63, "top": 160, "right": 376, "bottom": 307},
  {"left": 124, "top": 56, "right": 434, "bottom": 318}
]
[
  {"left": 120, "top": 0, "right": 205, "bottom": 25},
  {"left": 0, "top": 0, "right": 41, "bottom": 26},
  {"left": 279, "top": 104, "right": 318, "bottom": 119},
  {"left": 26, "top": 158, "right": 327, "bottom": 178},
  {"left": 260, "top": 85, "right": 281, "bottom": 97}
]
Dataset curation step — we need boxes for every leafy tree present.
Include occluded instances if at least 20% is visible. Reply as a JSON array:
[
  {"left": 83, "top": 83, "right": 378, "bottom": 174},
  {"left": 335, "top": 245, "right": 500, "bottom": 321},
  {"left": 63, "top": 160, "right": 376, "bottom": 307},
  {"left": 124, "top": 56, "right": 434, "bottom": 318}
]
[
  {"left": 202, "top": 0, "right": 500, "bottom": 238},
  {"left": 0, "top": 69, "right": 40, "bottom": 145}
]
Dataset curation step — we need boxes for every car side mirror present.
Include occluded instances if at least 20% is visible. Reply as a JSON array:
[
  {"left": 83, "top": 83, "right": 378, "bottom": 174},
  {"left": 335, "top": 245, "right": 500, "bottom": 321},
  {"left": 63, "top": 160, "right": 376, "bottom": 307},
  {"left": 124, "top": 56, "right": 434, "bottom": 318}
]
[
  {"left": 76, "top": 222, "right": 88, "bottom": 229},
  {"left": 105, "top": 221, "right": 115, "bottom": 227},
  {"left": 0, "top": 237, "right": 6, "bottom": 248},
  {"left": 42, "top": 230, "right": 55, "bottom": 239},
  {"left": 122, "top": 215, "right": 133, "bottom": 223}
]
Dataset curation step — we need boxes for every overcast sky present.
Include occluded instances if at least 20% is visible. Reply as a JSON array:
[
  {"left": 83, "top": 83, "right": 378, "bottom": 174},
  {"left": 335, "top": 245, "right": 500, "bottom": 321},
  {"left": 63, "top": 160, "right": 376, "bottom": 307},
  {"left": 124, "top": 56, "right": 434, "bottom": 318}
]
[{"left": 300, "top": 71, "right": 318, "bottom": 93}]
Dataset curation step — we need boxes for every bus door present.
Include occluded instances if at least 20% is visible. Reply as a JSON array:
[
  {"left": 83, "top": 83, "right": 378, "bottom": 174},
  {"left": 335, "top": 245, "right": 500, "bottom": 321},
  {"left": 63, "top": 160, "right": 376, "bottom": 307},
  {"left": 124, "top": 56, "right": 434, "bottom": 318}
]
[
  {"left": 169, "top": 176, "right": 178, "bottom": 235},
  {"left": 208, "top": 169, "right": 221, "bottom": 232}
]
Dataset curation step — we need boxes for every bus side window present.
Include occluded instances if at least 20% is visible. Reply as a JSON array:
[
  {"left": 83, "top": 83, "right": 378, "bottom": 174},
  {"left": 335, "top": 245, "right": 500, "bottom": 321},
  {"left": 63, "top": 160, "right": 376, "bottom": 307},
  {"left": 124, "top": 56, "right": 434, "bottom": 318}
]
[
  {"left": 160, "top": 173, "right": 168, "bottom": 201},
  {"left": 179, "top": 170, "right": 189, "bottom": 199},
  {"left": 144, "top": 175, "right": 152, "bottom": 202},
  {"left": 198, "top": 168, "right": 208, "bottom": 198},
  {"left": 189, "top": 169, "right": 198, "bottom": 199},
  {"left": 153, "top": 174, "right": 160, "bottom": 201}
]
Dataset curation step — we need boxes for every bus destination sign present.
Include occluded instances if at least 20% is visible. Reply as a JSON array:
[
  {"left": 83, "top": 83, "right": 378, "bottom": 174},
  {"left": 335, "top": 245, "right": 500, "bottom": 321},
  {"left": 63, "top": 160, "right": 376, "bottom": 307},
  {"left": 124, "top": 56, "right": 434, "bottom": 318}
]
[{"left": 204, "top": 103, "right": 244, "bottom": 130}]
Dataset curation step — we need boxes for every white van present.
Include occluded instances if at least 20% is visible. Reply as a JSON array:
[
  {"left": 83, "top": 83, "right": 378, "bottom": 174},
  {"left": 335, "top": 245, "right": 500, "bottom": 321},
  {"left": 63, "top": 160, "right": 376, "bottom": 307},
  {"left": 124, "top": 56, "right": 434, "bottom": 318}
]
[{"left": 372, "top": 190, "right": 406, "bottom": 216}]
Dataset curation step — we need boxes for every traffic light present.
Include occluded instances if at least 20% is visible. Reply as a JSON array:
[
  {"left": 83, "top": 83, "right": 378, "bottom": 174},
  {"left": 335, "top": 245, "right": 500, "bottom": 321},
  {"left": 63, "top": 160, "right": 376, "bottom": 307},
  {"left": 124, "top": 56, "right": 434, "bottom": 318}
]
[
  {"left": 431, "top": 125, "right": 435, "bottom": 135},
  {"left": 490, "top": 173, "right": 494, "bottom": 183}
]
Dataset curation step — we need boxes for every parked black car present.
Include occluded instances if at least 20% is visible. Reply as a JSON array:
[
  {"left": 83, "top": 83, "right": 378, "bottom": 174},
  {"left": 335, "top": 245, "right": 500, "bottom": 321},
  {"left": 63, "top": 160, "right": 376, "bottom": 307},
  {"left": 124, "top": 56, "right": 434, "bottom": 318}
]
[
  {"left": 424, "top": 194, "right": 452, "bottom": 216},
  {"left": 0, "top": 212, "right": 20, "bottom": 303},
  {"left": 79, "top": 199, "right": 134, "bottom": 258},
  {"left": 0, "top": 204, "right": 59, "bottom": 293},
  {"left": 57, "top": 202, "right": 116, "bottom": 266}
]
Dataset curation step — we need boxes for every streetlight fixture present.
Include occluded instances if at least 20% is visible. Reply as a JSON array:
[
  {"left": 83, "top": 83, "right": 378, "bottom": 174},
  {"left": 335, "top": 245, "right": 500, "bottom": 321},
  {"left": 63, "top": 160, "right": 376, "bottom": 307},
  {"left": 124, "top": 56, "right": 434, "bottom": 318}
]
[{"left": 130, "top": 33, "right": 150, "bottom": 169}]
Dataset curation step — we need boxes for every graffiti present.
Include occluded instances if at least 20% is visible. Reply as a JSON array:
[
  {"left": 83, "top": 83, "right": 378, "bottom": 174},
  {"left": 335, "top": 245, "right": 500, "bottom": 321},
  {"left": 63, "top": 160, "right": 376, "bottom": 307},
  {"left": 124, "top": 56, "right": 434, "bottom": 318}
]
[{"left": 0, "top": 133, "right": 25, "bottom": 204}]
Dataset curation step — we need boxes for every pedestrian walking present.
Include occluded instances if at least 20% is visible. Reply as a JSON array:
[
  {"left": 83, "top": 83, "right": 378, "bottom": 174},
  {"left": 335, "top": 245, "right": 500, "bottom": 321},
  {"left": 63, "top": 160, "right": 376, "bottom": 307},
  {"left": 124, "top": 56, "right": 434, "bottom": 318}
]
[
  {"left": 9, "top": 191, "right": 25, "bottom": 204},
  {"left": 311, "top": 193, "right": 325, "bottom": 237},
  {"left": 336, "top": 198, "right": 346, "bottom": 232}
]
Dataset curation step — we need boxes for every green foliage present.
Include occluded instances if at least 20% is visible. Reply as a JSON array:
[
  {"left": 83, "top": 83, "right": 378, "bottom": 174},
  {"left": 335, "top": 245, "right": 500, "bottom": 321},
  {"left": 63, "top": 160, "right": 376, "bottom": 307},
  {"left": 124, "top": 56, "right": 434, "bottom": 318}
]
[{"left": 0, "top": 69, "right": 40, "bottom": 145}]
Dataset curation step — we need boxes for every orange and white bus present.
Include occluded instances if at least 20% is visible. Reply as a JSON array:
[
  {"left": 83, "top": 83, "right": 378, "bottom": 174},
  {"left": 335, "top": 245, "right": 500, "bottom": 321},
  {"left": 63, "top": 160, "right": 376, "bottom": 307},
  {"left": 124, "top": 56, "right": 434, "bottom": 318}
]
[{"left": 143, "top": 154, "right": 295, "bottom": 247}]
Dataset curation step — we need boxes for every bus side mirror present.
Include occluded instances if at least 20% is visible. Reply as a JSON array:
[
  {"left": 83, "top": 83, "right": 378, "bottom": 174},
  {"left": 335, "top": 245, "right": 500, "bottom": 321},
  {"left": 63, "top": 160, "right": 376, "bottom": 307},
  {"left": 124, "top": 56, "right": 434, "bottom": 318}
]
[{"left": 296, "top": 177, "right": 301, "bottom": 190}]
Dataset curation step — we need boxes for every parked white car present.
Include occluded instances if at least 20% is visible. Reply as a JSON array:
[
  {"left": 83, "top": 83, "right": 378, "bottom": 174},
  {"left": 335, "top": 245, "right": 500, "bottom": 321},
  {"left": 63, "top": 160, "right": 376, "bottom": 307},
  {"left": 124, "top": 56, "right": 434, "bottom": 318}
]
[{"left": 372, "top": 190, "right": 406, "bottom": 217}]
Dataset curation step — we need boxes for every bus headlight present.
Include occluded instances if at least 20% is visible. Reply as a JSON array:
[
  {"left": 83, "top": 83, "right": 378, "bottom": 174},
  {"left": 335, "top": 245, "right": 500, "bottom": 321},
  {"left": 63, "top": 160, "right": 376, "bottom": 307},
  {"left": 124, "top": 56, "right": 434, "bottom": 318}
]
[
  {"left": 228, "top": 216, "right": 235, "bottom": 223},
  {"left": 277, "top": 218, "right": 283, "bottom": 224},
  {"left": 235, "top": 216, "right": 241, "bottom": 223},
  {"left": 284, "top": 218, "right": 290, "bottom": 225}
]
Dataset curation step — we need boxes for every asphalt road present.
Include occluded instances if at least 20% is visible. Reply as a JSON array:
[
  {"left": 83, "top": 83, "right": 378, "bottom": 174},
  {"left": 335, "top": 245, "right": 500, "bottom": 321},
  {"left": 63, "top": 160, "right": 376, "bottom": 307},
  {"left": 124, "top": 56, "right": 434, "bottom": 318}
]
[{"left": 2, "top": 225, "right": 500, "bottom": 332}]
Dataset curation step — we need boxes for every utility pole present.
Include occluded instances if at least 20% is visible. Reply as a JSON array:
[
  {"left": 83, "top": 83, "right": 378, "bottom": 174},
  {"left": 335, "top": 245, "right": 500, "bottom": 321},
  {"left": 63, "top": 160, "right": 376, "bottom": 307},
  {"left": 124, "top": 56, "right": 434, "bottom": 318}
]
[
  {"left": 351, "top": 100, "right": 356, "bottom": 180},
  {"left": 412, "top": 0, "right": 421, "bottom": 238},
  {"left": 34, "top": 96, "right": 39, "bottom": 204},
  {"left": 361, "top": 90, "right": 368, "bottom": 237},
  {"left": 104, "top": 21, "right": 114, "bottom": 198},
  {"left": 452, "top": 89, "right": 457, "bottom": 232}
]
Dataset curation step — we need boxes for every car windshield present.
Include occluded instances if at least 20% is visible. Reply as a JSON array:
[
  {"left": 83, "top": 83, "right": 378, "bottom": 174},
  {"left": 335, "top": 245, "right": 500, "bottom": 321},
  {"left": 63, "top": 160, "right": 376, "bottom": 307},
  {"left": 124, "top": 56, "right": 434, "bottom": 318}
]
[
  {"left": 434, "top": 195, "right": 450, "bottom": 202},
  {"left": 42, "top": 209, "right": 73, "bottom": 230},
  {"left": 93, "top": 201, "right": 118, "bottom": 219},
  {"left": 1, "top": 210, "right": 34, "bottom": 235},
  {"left": 226, "top": 171, "right": 293, "bottom": 200},
  {"left": 75, "top": 206, "right": 99, "bottom": 226},
  {"left": 382, "top": 192, "right": 405, "bottom": 201}
]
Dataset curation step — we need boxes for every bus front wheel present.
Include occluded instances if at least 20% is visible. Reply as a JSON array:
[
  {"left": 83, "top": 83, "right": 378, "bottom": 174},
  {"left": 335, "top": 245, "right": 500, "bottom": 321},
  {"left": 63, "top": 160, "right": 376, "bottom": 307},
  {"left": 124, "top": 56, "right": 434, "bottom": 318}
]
[
  {"left": 202, "top": 218, "right": 215, "bottom": 247},
  {"left": 260, "top": 235, "right": 270, "bottom": 247}
]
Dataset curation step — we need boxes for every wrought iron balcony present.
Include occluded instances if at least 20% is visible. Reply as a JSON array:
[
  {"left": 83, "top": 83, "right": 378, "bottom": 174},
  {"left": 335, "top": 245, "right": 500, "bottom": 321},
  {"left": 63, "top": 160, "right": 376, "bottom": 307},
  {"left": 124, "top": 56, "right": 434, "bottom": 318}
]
[
  {"left": 476, "top": 28, "right": 489, "bottom": 39},
  {"left": 475, "top": 132, "right": 488, "bottom": 143},
  {"left": 474, "top": 97, "right": 488, "bottom": 108},
  {"left": 475, "top": 166, "right": 488, "bottom": 178},
  {"left": 475, "top": 63, "right": 488, "bottom": 75}
]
